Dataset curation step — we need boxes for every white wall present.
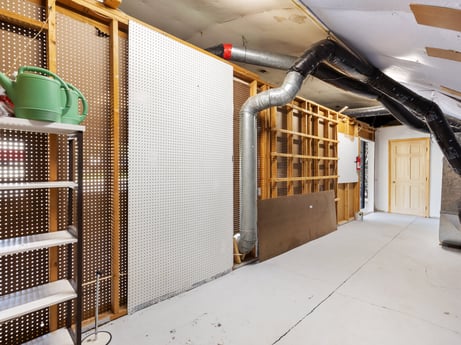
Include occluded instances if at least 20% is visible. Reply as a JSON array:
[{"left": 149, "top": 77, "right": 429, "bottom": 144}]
[{"left": 375, "top": 125, "right": 443, "bottom": 218}]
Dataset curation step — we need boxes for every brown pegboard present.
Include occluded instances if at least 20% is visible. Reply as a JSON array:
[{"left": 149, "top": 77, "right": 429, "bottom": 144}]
[
  {"left": 1, "top": 4, "right": 128, "bottom": 343},
  {"left": 0, "top": 131, "right": 50, "bottom": 343},
  {"left": 55, "top": 11, "right": 114, "bottom": 319},
  {"left": 0, "top": 0, "right": 45, "bottom": 21}
]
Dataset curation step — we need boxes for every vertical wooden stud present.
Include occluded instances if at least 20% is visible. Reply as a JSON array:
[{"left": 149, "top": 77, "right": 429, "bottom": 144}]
[
  {"left": 46, "top": 0, "right": 59, "bottom": 332},
  {"left": 270, "top": 106, "right": 278, "bottom": 198},
  {"left": 110, "top": 19, "right": 121, "bottom": 315},
  {"left": 312, "top": 105, "right": 320, "bottom": 192},
  {"left": 300, "top": 101, "right": 308, "bottom": 194},
  {"left": 287, "top": 104, "right": 293, "bottom": 195}
]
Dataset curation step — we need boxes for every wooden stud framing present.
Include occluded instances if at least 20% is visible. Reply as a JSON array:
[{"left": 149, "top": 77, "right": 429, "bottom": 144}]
[
  {"left": 300, "top": 100, "right": 308, "bottom": 194},
  {"left": 46, "top": 0, "right": 59, "bottom": 332},
  {"left": 0, "top": 8, "right": 47, "bottom": 31},
  {"left": 270, "top": 105, "right": 278, "bottom": 198},
  {"left": 287, "top": 104, "right": 294, "bottom": 195},
  {"left": 110, "top": 19, "right": 121, "bottom": 315},
  {"left": 57, "top": 0, "right": 129, "bottom": 27}
]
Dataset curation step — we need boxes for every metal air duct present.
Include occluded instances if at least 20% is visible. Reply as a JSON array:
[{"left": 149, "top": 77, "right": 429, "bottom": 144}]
[{"left": 208, "top": 40, "right": 461, "bottom": 254}]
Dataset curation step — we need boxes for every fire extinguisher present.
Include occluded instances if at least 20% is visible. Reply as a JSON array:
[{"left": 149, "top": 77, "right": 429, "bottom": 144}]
[{"left": 355, "top": 156, "right": 361, "bottom": 171}]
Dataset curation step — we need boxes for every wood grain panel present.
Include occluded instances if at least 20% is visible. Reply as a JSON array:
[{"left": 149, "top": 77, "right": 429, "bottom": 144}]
[{"left": 258, "top": 190, "right": 337, "bottom": 261}]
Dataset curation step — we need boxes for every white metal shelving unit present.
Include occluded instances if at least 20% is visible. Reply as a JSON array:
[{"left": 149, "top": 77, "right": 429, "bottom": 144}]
[{"left": 0, "top": 117, "right": 84, "bottom": 344}]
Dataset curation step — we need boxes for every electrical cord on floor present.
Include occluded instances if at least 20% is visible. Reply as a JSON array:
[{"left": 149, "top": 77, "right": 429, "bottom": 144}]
[{"left": 82, "top": 330, "right": 112, "bottom": 344}]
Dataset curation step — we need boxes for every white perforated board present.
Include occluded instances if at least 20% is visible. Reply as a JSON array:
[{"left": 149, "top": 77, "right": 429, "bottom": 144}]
[
  {"left": 128, "top": 21, "right": 233, "bottom": 314},
  {"left": 338, "top": 132, "right": 359, "bottom": 183}
]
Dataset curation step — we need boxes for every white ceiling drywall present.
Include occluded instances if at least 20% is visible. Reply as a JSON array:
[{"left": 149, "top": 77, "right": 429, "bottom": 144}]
[
  {"left": 119, "top": 0, "right": 461, "bottom": 119},
  {"left": 300, "top": 0, "right": 461, "bottom": 118}
]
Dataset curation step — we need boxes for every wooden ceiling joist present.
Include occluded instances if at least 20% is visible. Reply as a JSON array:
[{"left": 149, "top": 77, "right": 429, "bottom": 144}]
[
  {"left": 410, "top": 4, "right": 461, "bottom": 32},
  {"left": 440, "top": 85, "right": 461, "bottom": 99},
  {"left": 426, "top": 47, "right": 461, "bottom": 63},
  {"left": 57, "top": 0, "right": 129, "bottom": 29}
]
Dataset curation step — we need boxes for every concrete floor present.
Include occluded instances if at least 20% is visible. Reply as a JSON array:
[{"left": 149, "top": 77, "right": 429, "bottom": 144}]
[{"left": 101, "top": 212, "right": 461, "bottom": 344}]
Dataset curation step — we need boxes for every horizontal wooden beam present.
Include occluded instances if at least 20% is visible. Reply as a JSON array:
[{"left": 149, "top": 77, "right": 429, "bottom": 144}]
[
  {"left": 57, "top": 0, "right": 129, "bottom": 26},
  {"left": 272, "top": 128, "right": 339, "bottom": 143},
  {"left": 286, "top": 103, "right": 340, "bottom": 123},
  {"left": 272, "top": 175, "right": 338, "bottom": 182},
  {"left": 271, "top": 152, "right": 338, "bottom": 161},
  {"left": 0, "top": 8, "right": 46, "bottom": 31}
]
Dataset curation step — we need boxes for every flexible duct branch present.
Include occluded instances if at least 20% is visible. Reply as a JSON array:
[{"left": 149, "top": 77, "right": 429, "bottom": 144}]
[
  {"left": 206, "top": 43, "right": 296, "bottom": 70},
  {"left": 238, "top": 40, "right": 336, "bottom": 254},
  {"left": 238, "top": 72, "right": 304, "bottom": 254},
  {"left": 314, "top": 63, "right": 429, "bottom": 132}
]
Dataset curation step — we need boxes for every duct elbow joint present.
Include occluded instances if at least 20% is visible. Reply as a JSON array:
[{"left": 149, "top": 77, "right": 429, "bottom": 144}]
[{"left": 237, "top": 230, "right": 257, "bottom": 255}]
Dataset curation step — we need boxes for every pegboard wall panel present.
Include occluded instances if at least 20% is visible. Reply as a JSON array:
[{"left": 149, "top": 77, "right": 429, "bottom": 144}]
[
  {"left": 0, "top": 0, "right": 46, "bottom": 79},
  {"left": 56, "top": 12, "right": 113, "bottom": 318},
  {"left": 0, "top": 0, "right": 45, "bottom": 21},
  {"left": 119, "top": 35, "right": 129, "bottom": 307},
  {"left": 128, "top": 21, "right": 233, "bottom": 313},
  {"left": 0, "top": 118, "right": 50, "bottom": 343}
]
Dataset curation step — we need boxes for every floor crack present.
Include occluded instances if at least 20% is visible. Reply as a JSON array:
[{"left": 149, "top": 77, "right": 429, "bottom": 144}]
[{"left": 271, "top": 218, "right": 415, "bottom": 344}]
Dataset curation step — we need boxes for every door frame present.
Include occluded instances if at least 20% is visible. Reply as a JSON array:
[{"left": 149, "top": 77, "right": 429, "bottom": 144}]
[{"left": 388, "top": 137, "right": 430, "bottom": 217}]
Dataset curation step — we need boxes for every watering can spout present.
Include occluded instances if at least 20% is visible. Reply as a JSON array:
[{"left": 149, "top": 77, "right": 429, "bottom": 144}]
[{"left": 0, "top": 72, "right": 14, "bottom": 102}]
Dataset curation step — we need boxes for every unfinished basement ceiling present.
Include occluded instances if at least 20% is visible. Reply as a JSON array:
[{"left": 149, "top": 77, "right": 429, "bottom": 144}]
[
  {"left": 119, "top": 0, "right": 461, "bottom": 123},
  {"left": 119, "top": 0, "right": 379, "bottom": 112}
]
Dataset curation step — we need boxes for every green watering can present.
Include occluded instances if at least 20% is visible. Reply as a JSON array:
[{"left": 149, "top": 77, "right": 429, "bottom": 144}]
[
  {"left": 61, "top": 82, "right": 88, "bottom": 125},
  {"left": 0, "top": 66, "right": 71, "bottom": 122}
]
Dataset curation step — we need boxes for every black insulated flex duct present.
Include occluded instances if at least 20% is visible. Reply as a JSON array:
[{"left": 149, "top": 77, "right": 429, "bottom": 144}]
[
  {"left": 208, "top": 44, "right": 431, "bottom": 133},
  {"left": 208, "top": 40, "right": 461, "bottom": 175},
  {"left": 313, "top": 63, "right": 429, "bottom": 133},
  {"left": 325, "top": 40, "right": 461, "bottom": 174}
]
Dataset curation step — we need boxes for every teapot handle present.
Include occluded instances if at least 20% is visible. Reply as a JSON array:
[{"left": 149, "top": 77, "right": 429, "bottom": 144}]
[
  {"left": 18, "top": 66, "right": 72, "bottom": 116},
  {"left": 67, "top": 83, "right": 88, "bottom": 121}
]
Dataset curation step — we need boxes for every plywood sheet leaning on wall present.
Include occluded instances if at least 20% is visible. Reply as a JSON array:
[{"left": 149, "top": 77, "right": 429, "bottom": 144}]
[{"left": 257, "top": 190, "right": 337, "bottom": 261}]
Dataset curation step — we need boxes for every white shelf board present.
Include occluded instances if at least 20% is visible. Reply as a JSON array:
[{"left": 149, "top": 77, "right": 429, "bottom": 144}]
[
  {"left": 0, "top": 279, "right": 77, "bottom": 323},
  {"left": 24, "top": 328, "right": 74, "bottom": 345},
  {"left": 0, "top": 230, "right": 77, "bottom": 256},
  {"left": 0, "top": 181, "right": 77, "bottom": 190},
  {"left": 0, "top": 116, "right": 85, "bottom": 134}
]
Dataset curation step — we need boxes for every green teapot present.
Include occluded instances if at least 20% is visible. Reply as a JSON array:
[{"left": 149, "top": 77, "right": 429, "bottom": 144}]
[
  {"left": 61, "top": 83, "right": 88, "bottom": 125},
  {"left": 0, "top": 66, "right": 71, "bottom": 122}
]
